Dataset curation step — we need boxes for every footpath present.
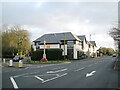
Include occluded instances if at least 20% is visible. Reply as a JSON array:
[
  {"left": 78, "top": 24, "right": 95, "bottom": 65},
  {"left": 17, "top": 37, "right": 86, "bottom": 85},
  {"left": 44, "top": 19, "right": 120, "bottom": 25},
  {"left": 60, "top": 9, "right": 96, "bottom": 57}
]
[{"left": 114, "top": 55, "right": 120, "bottom": 71}]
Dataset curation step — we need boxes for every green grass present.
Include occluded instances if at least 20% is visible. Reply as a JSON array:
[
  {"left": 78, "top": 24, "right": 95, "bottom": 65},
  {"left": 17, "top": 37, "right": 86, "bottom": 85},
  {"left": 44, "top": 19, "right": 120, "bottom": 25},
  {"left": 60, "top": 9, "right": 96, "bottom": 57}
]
[{"left": 26, "top": 60, "right": 72, "bottom": 64}]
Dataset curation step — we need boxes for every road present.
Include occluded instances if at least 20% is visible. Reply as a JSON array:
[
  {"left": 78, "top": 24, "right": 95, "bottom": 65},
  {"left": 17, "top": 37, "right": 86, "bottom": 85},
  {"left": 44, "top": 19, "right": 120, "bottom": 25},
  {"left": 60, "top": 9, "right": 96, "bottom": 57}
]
[{"left": 2, "top": 56, "right": 120, "bottom": 89}]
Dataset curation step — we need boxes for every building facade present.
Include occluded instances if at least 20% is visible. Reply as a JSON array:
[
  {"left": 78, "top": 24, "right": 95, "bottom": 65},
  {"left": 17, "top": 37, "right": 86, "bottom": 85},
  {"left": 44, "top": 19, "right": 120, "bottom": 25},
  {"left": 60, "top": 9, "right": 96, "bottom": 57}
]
[{"left": 33, "top": 32, "right": 97, "bottom": 59}]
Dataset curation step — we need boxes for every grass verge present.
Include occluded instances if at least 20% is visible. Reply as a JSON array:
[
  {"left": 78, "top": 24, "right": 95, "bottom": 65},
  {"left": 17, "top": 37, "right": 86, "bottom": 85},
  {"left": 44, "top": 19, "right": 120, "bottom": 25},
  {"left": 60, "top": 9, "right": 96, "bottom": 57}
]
[{"left": 26, "top": 60, "right": 72, "bottom": 64}]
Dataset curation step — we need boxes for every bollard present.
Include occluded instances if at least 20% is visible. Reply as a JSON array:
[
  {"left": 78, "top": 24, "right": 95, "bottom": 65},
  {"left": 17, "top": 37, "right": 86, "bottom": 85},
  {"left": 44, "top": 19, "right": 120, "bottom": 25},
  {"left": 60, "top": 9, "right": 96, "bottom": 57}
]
[
  {"left": 9, "top": 60, "right": 13, "bottom": 66},
  {"left": 19, "top": 60, "right": 23, "bottom": 68},
  {"left": 3, "top": 59, "right": 6, "bottom": 63}
]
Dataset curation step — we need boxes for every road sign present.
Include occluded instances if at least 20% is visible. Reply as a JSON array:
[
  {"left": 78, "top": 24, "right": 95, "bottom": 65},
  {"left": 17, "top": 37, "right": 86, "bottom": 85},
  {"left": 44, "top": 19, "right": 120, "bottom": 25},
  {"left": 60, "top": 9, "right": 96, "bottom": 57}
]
[{"left": 19, "top": 60, "right": 23, "bottom": 67}]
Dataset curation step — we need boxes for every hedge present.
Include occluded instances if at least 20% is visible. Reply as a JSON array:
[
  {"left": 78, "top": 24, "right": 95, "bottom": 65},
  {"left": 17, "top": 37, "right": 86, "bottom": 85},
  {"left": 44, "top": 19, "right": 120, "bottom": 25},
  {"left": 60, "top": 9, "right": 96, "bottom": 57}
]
[{"left": 31, "top": 49, "right": 63, "bottom": 61}]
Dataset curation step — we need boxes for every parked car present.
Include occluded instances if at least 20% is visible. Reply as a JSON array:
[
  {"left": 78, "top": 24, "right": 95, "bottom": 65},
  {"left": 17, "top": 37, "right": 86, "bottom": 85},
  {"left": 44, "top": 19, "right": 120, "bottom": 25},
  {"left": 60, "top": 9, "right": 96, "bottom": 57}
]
[
  {"left": 13, "top": 56, "right": 23, "bottom": 62},
  {"left": 112, "top": 54, "right": 116, "bottom": 57}
]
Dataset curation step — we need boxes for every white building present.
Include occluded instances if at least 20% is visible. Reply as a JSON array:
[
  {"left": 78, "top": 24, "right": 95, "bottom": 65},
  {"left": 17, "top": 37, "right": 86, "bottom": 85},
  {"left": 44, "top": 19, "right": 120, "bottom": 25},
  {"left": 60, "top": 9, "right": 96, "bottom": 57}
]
[
  {"left": 33, "top": 32, "right": 97, "bottom": 59},
  {"left": 33, "top": 32, "right": 83, "bottom": 59}
]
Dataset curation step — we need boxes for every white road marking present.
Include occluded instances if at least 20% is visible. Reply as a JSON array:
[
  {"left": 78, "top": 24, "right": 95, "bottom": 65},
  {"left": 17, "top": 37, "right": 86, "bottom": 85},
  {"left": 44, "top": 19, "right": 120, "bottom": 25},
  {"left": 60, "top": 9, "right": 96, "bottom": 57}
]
[
  {"left": 10, "top": 77, "right": 18, "bottom": 89},
  {"left": 75, "top": 67, "right": 85, "bottom": 72},
  {"left": 56, "top": 74, "right": 60, "bottom": 77},
  {"left": 23, "top": 74, "right": 57, "bottom": 77},
  {"left": 47, "top": 68, "right": 67, "bottom": 74},
  {"left": 24, "top": 67, "right": 29, "bottom": 69},
  {"left": 35, "top": 76, "right": 44, "bottom": 82},
  {"left": 88, "top": 64, "right": 93, "bottom": 67},
  {"left": 13, "top": 71, "right": 39, "bottom": 78},
  {"left": 86, "top": 71, "right": 96, "bottom": 77},
  {"left": 42, "top": 73, "right": 67, "bottom": 83}
]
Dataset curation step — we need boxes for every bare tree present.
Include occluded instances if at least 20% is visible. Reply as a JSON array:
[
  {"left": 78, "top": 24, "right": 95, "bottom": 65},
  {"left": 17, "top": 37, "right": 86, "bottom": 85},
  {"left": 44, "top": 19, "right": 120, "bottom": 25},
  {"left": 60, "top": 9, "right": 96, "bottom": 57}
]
[{"left": 109, "top": 27, "right": 120, "bottom": 52}]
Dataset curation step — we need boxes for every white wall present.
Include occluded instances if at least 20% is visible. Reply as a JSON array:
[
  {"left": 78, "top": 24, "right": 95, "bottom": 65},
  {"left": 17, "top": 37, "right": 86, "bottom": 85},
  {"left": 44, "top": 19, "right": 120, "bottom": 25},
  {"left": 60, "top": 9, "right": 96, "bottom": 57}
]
[
  {"left": 90, "top": 45, "right": 94, "bottom": 56},
  {"left": 76, "top": 41, "right": 82, "bottom": 51},
  {"left": 73, "top": 44, "right": 77, "bottom": 59},
  {"left": 40, "top": 44, "right": 60, "bottom": 49},
  {"left": 83, "top": 40, "right": 89, "bottom": 53},
  {"left": 61, "top": 45, "right": 67, "bottom": 55},
  {"left": 32, "top": 42, "right": 36, "bottom": 51}
]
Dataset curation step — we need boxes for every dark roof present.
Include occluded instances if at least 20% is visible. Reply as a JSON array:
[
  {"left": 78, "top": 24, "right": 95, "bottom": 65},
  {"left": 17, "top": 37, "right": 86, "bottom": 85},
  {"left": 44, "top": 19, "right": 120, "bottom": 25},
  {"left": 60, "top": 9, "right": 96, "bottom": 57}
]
[
  {"left": 34, "top": 32, "right": 80, "bottom": 44},
  {"left": 89, "top": 41, "right": 96, "bottom": 46},
  {"left": 77, "top": 35, "right": 85, "bottom": 41}
]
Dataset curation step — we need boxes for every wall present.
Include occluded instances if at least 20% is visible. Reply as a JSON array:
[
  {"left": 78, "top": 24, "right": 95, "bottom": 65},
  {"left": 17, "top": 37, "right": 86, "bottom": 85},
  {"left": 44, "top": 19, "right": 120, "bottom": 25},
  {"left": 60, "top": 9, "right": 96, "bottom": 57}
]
[
  {"left": 83, "top": 40, "right": 89, "bottom": 53},
  {"left": 40, "top": 44, "right": 60, "bottom": 49},
  {"left": 61, "top": 45, "right": 67, "bottom": 55},
  {"left": 32, "top": 42, "right": 36, "bottom": 51}
]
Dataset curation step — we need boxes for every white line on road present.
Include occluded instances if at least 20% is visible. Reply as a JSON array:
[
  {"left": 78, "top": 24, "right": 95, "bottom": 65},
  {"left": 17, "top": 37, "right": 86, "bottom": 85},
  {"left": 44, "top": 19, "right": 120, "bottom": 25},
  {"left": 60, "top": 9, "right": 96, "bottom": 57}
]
[
  {"left": 47, "top": 68, "right": 67, "bottom": 74},
  {"left": 42, "top": 73, "right": 67, "bottom": 83},
  {"left": 86, "top": 71, "right": 96, "bottom": 77},
  {"left": 35, "top": 76, "right": 44, "bottom": 82},
  {"left": 10, "top": 77, "right": 18, "bottom": 89},
  {"left": 75, "top": 67, "right": 85, "bottom": 72},
  {"left": 13, "top": 71, "right": 39, "bottom": 78},
  {"left": 88, "top": 64, "right": 93, "bottom": 67}
]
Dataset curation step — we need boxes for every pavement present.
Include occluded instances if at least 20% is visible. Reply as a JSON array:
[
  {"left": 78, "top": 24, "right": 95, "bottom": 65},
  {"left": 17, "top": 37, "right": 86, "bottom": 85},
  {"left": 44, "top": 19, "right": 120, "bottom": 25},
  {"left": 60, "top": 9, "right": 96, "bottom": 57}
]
[{"left": 2, "top": 56, "right": 120, "bottom": 89}]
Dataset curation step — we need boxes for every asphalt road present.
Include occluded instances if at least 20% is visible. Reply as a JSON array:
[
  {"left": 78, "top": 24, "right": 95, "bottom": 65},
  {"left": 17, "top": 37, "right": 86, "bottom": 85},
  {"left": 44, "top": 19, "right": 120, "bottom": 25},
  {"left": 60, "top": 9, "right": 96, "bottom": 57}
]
[{"left": 2, "top": 56, "right": 120, "bottom": 89}]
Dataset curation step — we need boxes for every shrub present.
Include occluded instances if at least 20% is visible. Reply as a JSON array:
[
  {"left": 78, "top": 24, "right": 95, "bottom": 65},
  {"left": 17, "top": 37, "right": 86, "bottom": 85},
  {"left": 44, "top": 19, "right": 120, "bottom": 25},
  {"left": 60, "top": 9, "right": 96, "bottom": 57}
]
[{"left": 31, "top": 49, "right": 63, "bottom": 61}]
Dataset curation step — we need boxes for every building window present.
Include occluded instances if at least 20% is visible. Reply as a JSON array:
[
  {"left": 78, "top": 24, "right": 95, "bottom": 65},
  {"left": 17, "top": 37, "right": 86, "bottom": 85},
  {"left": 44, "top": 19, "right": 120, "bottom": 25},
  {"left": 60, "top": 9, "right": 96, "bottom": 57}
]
[
  {"left": 36, "top": 43, "right": 40, "bottom": 49},
  {"left": 67, "top": 41, "right": 74, "bottom": 48}
]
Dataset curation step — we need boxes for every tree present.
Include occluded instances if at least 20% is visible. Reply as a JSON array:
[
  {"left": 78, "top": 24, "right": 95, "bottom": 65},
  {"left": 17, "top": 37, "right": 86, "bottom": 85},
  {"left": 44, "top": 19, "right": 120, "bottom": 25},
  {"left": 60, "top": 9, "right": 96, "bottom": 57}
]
[
  {"left": 98, "top": 47, "right": 115, "bottom": 56},
  {"left": 2, "top": 25, "right": 31, "bottom": 58},
  {"left": 109, "top": 27, "right": 120, "bottom": 54}
]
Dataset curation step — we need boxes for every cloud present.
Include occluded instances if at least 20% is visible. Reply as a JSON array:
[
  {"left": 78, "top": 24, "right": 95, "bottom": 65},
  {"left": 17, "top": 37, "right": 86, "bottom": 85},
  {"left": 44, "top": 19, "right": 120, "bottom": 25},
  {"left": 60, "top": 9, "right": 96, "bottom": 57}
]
[{"left": 2, "top": 2, "right": 118, "bottom": 49}]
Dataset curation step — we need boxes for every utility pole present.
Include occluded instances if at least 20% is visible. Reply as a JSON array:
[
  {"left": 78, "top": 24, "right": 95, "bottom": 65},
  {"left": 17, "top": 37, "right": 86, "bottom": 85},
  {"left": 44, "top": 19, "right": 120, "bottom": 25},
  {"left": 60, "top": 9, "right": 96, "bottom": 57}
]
[
  {"left": 90, "top": 34, "right": 91, "bottom": 41},
  {"left": 64, "top": 33, "right": 65, "bottom": 60},
  {"left": 89, "top": 34, "right": 95, "bottom": 41}
]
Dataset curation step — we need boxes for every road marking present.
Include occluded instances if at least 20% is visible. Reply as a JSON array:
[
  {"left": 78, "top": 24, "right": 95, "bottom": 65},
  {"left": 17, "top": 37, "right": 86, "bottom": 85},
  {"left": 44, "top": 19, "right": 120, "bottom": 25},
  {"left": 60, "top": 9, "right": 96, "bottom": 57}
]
[
  {"left": 47, "top": 68, "right": 67, "bottom": 74},
  {"left": 75, "top": 67, "right": 85, "bottom": 72},
  {"left": 10, "top": 77, "right": 18, "bottom": 89},
  {"left": 25, "top": 67, "right": 29, "bottom": 69},
  {"left": 23, "top": 74, "right": 57, "bottom": 77},
  {"left": 86, "top": 71, "right": 96, "bottom": 77},
  {"left": 42, "top": 73, "right": 67, "bottom": 83},
  {"left": 88, "top": 64, "right": 93, "bottom": 67},
  {"left": 13, "top": 71, "right": 39, "bottom": 78},
  {"left": 35, "top": 76, "right": 44, "bottom": 82}
]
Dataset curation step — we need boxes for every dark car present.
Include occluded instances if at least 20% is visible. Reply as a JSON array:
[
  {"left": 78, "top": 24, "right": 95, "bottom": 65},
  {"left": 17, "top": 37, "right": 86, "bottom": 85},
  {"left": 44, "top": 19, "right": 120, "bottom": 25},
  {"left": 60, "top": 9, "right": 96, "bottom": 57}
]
[
  {"left": 112, "top": 54, "right": 116, "bottom": 57},
  {"left": 13, "top": 56, "right": 23, "bottom": 62}
]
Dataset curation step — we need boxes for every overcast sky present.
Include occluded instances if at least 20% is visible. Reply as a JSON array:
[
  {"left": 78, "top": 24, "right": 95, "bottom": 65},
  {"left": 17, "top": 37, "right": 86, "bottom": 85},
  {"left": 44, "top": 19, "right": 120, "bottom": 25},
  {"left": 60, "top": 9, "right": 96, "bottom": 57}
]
[{"left": 2, "top": 1, "right": 118, "bottom": 49}]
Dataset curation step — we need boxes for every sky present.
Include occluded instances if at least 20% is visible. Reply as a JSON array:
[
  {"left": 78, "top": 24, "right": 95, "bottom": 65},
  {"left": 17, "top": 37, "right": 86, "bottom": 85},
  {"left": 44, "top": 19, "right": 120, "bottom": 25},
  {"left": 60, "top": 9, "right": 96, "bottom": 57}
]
[{"left": 1, "top": 0, "right": 118, "bottom": 50}]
